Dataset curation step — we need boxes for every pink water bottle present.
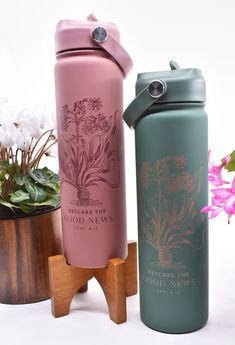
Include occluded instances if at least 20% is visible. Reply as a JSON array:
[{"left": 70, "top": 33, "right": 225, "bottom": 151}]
[{"left": 54, "top": 14, "right": 132, "bottom": 268}]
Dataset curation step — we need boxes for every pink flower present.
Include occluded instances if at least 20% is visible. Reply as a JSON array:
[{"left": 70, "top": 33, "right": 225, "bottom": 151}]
[
  {"left": 208, "top": 150, "right": 229, "bottom": 186},
  {"left": 201, "top": 177, "right": 235, "bottom": 221},
  {"left": 223, "top": 155, "right": 231, "bottom": 165}
]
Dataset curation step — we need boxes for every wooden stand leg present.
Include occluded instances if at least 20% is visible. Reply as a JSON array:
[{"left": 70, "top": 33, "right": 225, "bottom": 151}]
[
  {"left": 48, "top": 241, "right": 137, "bottom": 324},
  {"left": 78, "top": 283, "right": 88, "bottom": 293},
  {"left": 125, "top": 241, "right": 138, "bottom": 296},
  {"left": 94, "top": 258, "right": 126, "bottom": 324},
  {"left": 48, "top": 255, "right": 93, "bottom": 317}
]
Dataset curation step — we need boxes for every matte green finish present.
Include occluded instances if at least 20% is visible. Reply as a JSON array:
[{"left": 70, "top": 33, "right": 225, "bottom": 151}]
[
  {"left": 136, "top": 68, "right": 205, "bottom": 102},
  {"left": 123, "top": 63, "right": 208, "bottom": 333},
  {"left": 123, "top": 61, "right": 206, "bottom": 129},
  {"left": 135, "top": 103, "right": 208, "bottom": 333}
]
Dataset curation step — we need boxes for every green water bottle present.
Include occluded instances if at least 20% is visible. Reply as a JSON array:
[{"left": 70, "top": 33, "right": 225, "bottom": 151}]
[{"left": 123, "top": 61, "right": 208, "bottom": 333}]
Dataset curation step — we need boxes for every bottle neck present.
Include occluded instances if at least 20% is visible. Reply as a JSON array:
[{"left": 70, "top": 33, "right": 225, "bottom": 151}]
[{"left": 56, "top": 48, "right": 108, "bottom": 59}]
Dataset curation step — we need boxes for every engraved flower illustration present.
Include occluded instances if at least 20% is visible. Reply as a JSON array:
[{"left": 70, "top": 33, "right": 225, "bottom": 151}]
[
  {"left": 73, "top": 98, "right": 87, "bottom": 115},
  {"left": 81, "top": 113, "right": 111, "bottom": 136},
  {"left": 61, "top": 105, "right": 69, "bottom": 131},
  {"left": 81, "top": 117, "right": 99, "bottom": 136},
  {"left": 140, "top": 161, "right": 152, "bottom": 189},
  {"left": 139, "top": 156, "right": 205, "bottom": 269},
  {"left": 156, "top": 157, "right": 169, "bottom": 176},
  {"left": 96, "top": 113, "right": 110, "bottom": 133},
  {"left": 88, "top": 97, "right": 103, "bottom": 111},
  {"left": 165, "top": 172, "right": 195, "bottom": 193},
  {"left": 173, "top": 156, "right": 187, "bottom": 169},
  {"left": 59, "top": 98, "right": 119, "bottom": 206}
]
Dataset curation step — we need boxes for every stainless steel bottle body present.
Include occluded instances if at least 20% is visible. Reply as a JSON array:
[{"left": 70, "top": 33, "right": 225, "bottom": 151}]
[{"left": 135, "top": 103, "right": 208, "bottom": 333}]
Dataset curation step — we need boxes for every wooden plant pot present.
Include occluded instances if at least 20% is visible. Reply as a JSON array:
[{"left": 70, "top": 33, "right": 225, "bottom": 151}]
[{"left": 0, "top": 208, "right": 62, "bottom": 304}]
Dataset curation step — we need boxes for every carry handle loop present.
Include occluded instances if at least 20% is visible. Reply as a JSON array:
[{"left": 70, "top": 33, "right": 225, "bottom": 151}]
[
  {"left": 123, "top": 80, "right": 167, "bottom": 128},
  {"left": 88, "top": 14, "right": 133, "bottom": 79}
]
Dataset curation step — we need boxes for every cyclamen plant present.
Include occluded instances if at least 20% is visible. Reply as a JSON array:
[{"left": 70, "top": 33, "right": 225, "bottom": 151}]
[
  {"left": 0, "top": 99, "right": 59, "bottom": 216},
  {"left": 201, "top": 150, "right": 235, "bottom": 223}
]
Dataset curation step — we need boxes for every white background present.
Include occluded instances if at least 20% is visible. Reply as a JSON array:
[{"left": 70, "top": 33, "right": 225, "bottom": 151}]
[{"left": 0, "top": 0, "right": 235, "bottom": 344}]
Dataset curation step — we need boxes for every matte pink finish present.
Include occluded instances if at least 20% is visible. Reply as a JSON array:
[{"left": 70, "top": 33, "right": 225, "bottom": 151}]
[
  {"left": 55, "top": 18, "right": 120, "bottom": 52},
  {"left": 55, "top": 14, "right": 133, "bottom": 78},
  {"left": 55, "top": 50, "right": 128, "bottom": 268}
]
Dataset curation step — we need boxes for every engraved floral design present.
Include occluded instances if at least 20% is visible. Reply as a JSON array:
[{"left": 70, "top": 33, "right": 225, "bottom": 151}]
[
  {"left": 140, "top": 161, "right": 151, "bottom": 189},
  {"left": 59, "top": 98, "right": 119, "bottom": 206},
  {"left": 165, "top": 172, "right": 195, "bottom": 193},
  {"left": 173, "top": 156, "right": 187, "bottom": 169},
  {"left": 81, "top": 113, "right": 110, "bottom": 136},
  {"left": 73, "top": 99, "right": 87, "bottom": 115},
  {"left": 61, "top": 105, "right": 69, "bottom": 131},
  {"left": 139, "top": 156, "right": 205, "bottom": 269},
  {"left": 88, "top": 97, "right": 103, "bottom": 111},
  {"left": 156, "top": 157, "right": 169, "bottom": 176}
]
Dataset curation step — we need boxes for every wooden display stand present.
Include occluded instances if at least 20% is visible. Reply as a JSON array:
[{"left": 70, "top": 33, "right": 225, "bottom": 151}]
[{"left": 48, "top": 241, "right": 137, "bottom": 324}]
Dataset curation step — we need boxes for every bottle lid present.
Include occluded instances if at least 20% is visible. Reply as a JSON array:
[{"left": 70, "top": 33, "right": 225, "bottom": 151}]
[
  {"left": 123, "top": 61, "right": 206, "bottom": 128},
  {"left": 55, "top": 14, "right": 133, "bottom": 78}
]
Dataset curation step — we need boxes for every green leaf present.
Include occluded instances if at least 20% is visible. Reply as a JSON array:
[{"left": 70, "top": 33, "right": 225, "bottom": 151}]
[
  {"left": 226, "top": 162, "right": 235, "bottom": 172},
  {"left": 20, "top": 202, "right": 36, "bottom": 213},
  {"left": 53, "top": 181, "right": 60, "bottom": 193},
  {"left": 25, "top": 176, "right": 47, "bottom": 202},
  {"left": 0, "top": 171, "right": 5, "bottom": 180},
  {"left": 1, "top": 160, "right": 15, "bottom": 177},
  {"left": 29, "top": 168, "right": 49, "bottom": 183},
  {"left": 42, "top": 167, "right": 59, "bottom": 182},
  {"left": 15, "top": 171, "right": 25, "bottom": 186},
  {"left": 0, "top": 199, "right": 20, "bottom": 211},
  {"left": 10, "top": 190, "right": 30, "bottom": 203},
  {"left": 1, "top": 160, "right": 10, "bottom": 169},
  {"left": 22, "top": 194, "right": 60, "bottom": 208},
  {"left": 28, "top": 167, "right": 59, "bottom": 191},
  {"left": 224, "top": 150, "right": 235, "bottom": 172}
]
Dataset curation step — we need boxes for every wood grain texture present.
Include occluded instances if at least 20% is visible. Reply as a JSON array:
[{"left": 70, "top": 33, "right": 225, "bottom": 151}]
[
  {"left": 0, "top": 209, "right": 62, "bottom": 304},
  {"left": 48, "top": 241, "right": 137, "bottom": 324},
  {"left": 125, "top": 240, "right": 138, "bottom": 296},
  {"left": 94, "top": 258, "right": 126, "bottom": 324},
  {"left": 49, "top": 255, "right": 94, "bottom": 317}
]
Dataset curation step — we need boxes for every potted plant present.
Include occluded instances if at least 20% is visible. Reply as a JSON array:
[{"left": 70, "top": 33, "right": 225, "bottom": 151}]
[{"left": 0, "top": 99, "right": 62, "bottom": 304}]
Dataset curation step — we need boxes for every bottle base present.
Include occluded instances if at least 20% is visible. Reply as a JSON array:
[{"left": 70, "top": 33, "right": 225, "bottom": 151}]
[{"left": 141, "top": 316, "right": 208, "bottom": 334}]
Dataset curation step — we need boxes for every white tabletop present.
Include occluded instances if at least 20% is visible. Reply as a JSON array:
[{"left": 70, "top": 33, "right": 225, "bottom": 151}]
[{"left": 1, "top": 217, "right": 235, "bottom": 345}]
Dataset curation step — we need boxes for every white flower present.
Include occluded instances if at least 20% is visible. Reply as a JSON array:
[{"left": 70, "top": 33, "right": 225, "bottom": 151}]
[
  {"left": 0, "top": 125, "right": 5, "bottom": 145},
  {"left": 15, "top": 104, "right": 55, "bottom": 139},
  {"left": 16, "top": 108, "right": 41, "bottom": 139},
  {"left": 39, "top": 104, "right": 56, "bottom": 130},
  {"left": 15, "top": 127, "right": 31, "bottom": 150},
  {"left": 0, "top": 99, "right": 57, "bottom": 149},
  {"left": 0, "top": 123, "right": 18, "bottom": 147}
]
